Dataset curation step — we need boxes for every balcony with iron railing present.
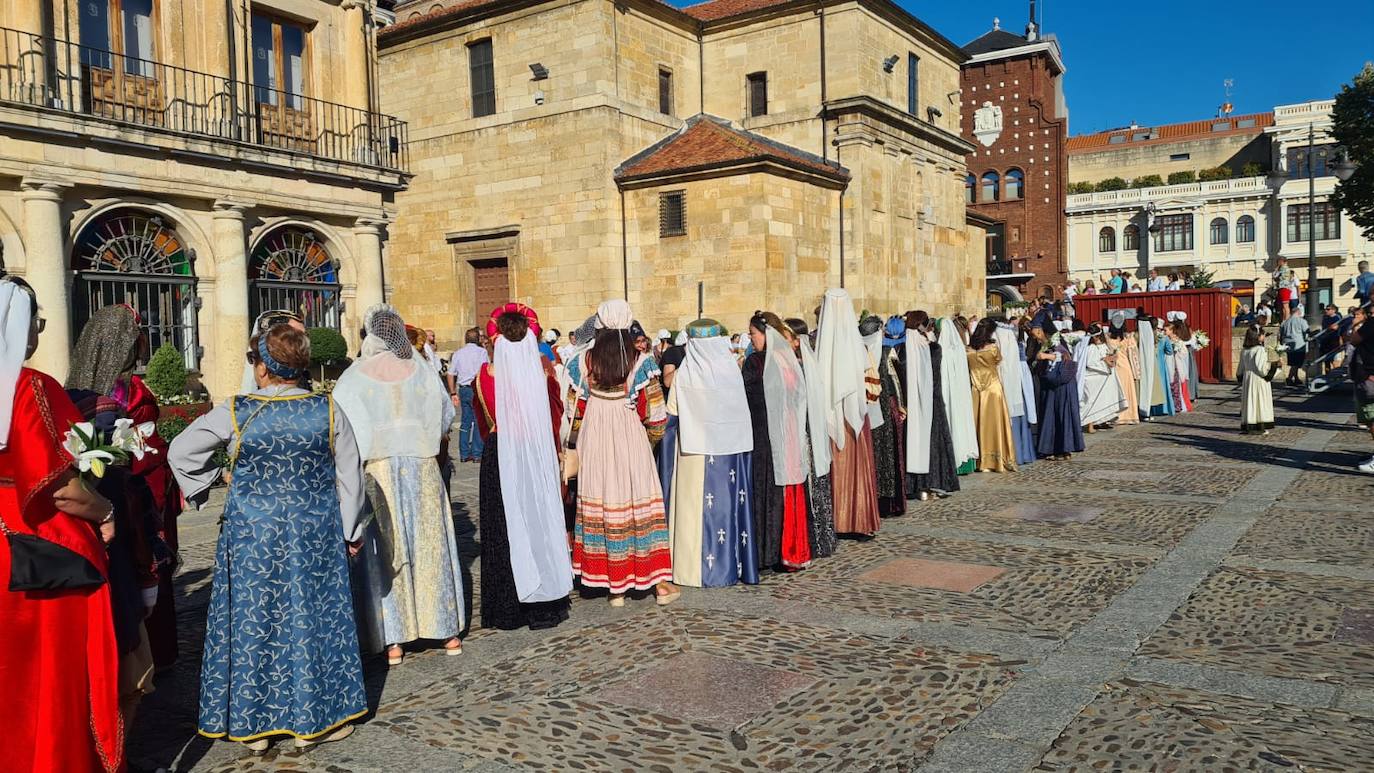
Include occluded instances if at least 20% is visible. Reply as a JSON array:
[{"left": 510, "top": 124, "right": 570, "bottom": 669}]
[{"left": 0, "top": 26, "right": 408, "bottom": 175}]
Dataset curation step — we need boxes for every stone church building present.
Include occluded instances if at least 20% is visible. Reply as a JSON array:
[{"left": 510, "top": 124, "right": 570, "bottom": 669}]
[{"left": 379, "top": 0, "right": 984, "bottom": 341}]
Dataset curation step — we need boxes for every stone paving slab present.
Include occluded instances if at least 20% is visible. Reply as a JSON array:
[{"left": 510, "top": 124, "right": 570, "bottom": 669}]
[
  {"left": 889, "top": 491, "right": 1215, "bottom": 551},
  {"left": 1033, "top": 679, "right": 1374, "bottom": 771},
  {"left": 1139, "top": 566, "right": 1374, "bottom": 689},
  {"left": 1230, "top": 505, "right": 1374, "bottom": 570},
  {"left": 976, "top": 455, "right": 1258, "bottom": 499}
]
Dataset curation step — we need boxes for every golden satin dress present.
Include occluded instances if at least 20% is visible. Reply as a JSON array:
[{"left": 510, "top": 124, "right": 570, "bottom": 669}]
[{"left": 966, "top": 347, "right": 1017, "bottom": 473}]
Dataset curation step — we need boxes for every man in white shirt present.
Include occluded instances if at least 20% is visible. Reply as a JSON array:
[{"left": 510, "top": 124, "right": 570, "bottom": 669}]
[
  {"left": 447, "top": 327, "right": 490, "bottom": 462},
  {"left": 1147, "top": 269, "right": 1167, "bottom": 292}
]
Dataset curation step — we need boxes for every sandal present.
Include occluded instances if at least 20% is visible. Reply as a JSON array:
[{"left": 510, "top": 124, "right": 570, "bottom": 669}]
[
  {"left": 243, "top": 738, "right": 270, "bottom": 755},
  {"left": 655, "top": 585, "right": 681, "bottom": 607},
  {"left": 444, "top": 638, "right": 463, "bottom": 656},
  {"left": 609, "top": 594, "right": 626, "bottom": 608},
  {"left": 386, "top": 645, "right": 403, "bottom": 666},
  {"left": 295, "top": 724, "right": 354, "bottom": 749}
]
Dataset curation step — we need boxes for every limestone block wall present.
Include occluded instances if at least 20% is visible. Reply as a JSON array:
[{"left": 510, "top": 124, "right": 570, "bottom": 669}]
[
  {"left": 613, "top": 4, "right": 702, "bottom": 118},
  {"left": 623, "top": 173, "right": 837, "bottom": 334},
  {"left": 1069, "top": 133, "right": 1270, "bottom": 186},
  {"left": 701, "top": 13, "right": 821, "bottom": 131}
]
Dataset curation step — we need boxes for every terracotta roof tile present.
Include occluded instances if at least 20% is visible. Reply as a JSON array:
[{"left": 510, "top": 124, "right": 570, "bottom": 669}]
[
  {"left": 679, "top": 0, "right": 796, "bottom": 21},
  {"left": 382, "top": 0, "right": 507, "bottom": 38},
  {"left": 1067, "top": 111, "right": 1274, "bottom": 153},
  {"left": 615, "top": 114, "right": 848, "bottom": 183}
]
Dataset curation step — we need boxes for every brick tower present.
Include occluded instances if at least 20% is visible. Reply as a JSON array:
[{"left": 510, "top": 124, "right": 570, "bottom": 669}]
[{"left": 960, "top": 2, "right": 1068, "bottom": 302}]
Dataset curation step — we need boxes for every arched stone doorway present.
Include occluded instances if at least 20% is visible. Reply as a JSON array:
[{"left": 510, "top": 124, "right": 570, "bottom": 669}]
[
  {"left": 71, "top": 208, "right": 200, "bottom": 370},
  {"left": 249, "top": 225, "right": 342, "bottom": 330}
]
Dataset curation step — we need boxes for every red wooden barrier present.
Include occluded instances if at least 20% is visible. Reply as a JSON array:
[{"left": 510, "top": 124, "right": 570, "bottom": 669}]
[{"left": 1070, "top": 288, "right": 1234, "bottom": 383}]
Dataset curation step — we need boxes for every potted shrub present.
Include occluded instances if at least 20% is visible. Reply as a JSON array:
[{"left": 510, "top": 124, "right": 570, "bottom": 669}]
[
  {"left": 1167, "top": 170, "right": 1197, "bottom": 185},
  {"left": 307, "top": 327, "right": 349, "bottom": 391},
  {"left": 145, "top": 341, "right": 211, "bottom": 423}
]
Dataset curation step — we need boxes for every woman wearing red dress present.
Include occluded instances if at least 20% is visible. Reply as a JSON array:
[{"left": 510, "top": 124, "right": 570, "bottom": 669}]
[{"left": 0, "top": 278, "right": 124, "bottom": 773}]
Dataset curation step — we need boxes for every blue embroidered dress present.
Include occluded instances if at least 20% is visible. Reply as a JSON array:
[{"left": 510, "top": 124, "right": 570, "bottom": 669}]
[{"left": 169, "top": 390, "right": 368, "bottom": 741}]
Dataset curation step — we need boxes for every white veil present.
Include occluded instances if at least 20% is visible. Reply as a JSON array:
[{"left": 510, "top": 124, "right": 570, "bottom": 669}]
[
  {"left": 762, "top": 327, "right": 808, "bottom": 485},
  {"left": 0, "top": 281, "right": 32, "bottom": 450},
  {"left": 1137, "top": 320, "right": 1156, "bottom": 416},
  {"left": 816, "top": 289, "right": 867, "bottom": 448},
  {"left": 797, "top": 336, "right": 832, "bottom": 476},
  {"left": 993, "top": 323, "right": 1025, "bottom": 418},
  {"left": 495, "top": 329, "right": 574, "bottom": 602},
  {"left": 936, "top": 317, "right": 979, "bottom": 466},
  {"left": 903, "top": 329, "right": 934, "bottom": 474},
  {"left": 675, "top": 332, "right": 752, "bottom": 456}
]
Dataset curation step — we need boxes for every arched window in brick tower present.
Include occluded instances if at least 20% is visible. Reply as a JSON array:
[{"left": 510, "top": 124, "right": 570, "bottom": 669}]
[
  {"left": 1005, "top": 168, "right": 1024, "bottom": 200},
  {"left": 965, "top": 173, "right": 976, "bottom": 204},
  {"left": 981, "top": 171, "right": 1000, "bottom": 202},
  {"left": 1098, "top": 226, "right": 1116, "bottom": 253}
]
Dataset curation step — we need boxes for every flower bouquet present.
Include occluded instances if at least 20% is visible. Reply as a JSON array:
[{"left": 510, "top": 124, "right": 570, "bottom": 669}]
[
  {"left": 63, "top": 418, "right": 158, "bottom": 480},
  {"left": 1194, "top": 330, "right": 1211, "bottom": 349}
]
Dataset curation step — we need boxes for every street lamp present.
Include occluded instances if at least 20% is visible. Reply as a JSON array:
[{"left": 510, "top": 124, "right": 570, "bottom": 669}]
[
  {"left": 1139, "top": 201, "right": 1158, "bottom": 276},
  {"left": 1266, "top": 123, "right": 1325, "bottom": 328}
]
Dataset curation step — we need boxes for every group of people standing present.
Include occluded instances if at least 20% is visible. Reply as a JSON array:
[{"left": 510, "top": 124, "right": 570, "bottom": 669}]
[{"left": 1, "top": 275, "right": 1227, "bottom": 771}]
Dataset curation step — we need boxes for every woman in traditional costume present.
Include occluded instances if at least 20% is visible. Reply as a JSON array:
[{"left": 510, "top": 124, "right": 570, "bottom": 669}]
[
  {"left": 870, "top": 316, "right": 908, "bottom": 515},
  {"left": 966, "top": 319, "right": 1017, "bottom": 473},
  {"left": 816, "top": 290, "right": 881, "bottom": 537},
  {"left": 744, "top": 312, "right": 812, "bottom": 570},
  {"left": 0, "top": 279, "right": 124, "bottom": 773},
  {"left": 565, "top": 300, "right": 677, "bottom": 606},
  {"left": 474, "top": 304, "right": 573, "bottom": 627},
  {"left": 335, "top": 305, "right": 464, "bottom": 663},
  {"left": 1238, "top": 325, "right": 1277, "bottom": 435},
  {"left": 785, "top": 317, "right": 837, "bottom": 558},
  {"left": 659, "top": 318, "right": 758, "bottom": 586},
  {"left": 1107, "top": 321, "right": 1141, "bottom": 425},
  {"left": 992, "top": 319, "right": 1036, "bottom": 466},
  {"left": 67, "top": 304, "right": 182, "bottom": 671},
  {"left": 1079, "top": 324, "right": 1128, "bottom": 432},
  {"left": 169, "top": 324, "right": 366, "bottom": 753},
  {"left": 937, "top": 317, "right": 980, "bottom": 475},
  {"left": 1165, "top": 319, "right": 1194, "bottom": 413},
  {"left": 903, "top": 312, "right": 960, "bottom": 499},
  {"left": 1137, "top": 318, "right": 1173, "bottom": 419},
  {"left": 1031, "top": 323, "right": 1085, "bottom": 460}
]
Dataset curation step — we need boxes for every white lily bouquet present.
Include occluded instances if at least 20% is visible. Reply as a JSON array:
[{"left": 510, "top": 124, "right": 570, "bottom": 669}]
[
  {"left": 1194, "top": 330, "right": 1211, "bottom": 349},
  {"left": 63, "top": 418, "right": 159, "bottom": 480}
]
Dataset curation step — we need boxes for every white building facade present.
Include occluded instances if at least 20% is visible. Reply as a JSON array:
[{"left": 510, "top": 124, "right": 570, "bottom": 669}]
[{"left": 1066, "top": 100, "right": 1373, "bottom": 307}]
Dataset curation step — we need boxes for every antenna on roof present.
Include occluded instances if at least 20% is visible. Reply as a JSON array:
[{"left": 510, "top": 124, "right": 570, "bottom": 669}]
[{"left": 1218, "top": 79, "right": 1234, "bottom": 117}]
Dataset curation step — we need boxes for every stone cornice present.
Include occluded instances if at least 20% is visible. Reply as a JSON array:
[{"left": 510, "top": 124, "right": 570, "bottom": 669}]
[
  {"left": 616, "top": 157, "right": 849, "bottom": 192},
  {"left": 823, "top": 96, "right": 976, "bottom": 157}
]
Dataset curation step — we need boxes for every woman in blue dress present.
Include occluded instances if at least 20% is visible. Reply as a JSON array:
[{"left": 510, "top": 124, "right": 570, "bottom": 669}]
[{"left": 169, "top": 324, "right": 366, "bottom": 754}]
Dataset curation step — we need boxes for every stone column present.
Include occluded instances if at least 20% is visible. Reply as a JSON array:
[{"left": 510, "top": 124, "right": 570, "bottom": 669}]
[
  {"left": 11, "top": 0, "right": 49, "bottom": 104},
  {"left": 20, "top": 179, "right": 71, "bottom": 381},
  {"left": 340, "top": 0, "right": 372, "bottom": 113},
  {"left": 209, "top": 201, "right": 250, "bottom": 401},
  {"left": 352, "top": 219, "right": 385, "bottom": 320}
]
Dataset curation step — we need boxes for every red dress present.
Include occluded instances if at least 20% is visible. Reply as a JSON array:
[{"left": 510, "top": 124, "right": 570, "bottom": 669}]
[{"left": 0, "top": 369, "right": 124, "bottom": 773}]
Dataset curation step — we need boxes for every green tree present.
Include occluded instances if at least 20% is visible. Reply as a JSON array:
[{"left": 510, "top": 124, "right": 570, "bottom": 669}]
[
  {"left": 1067, "top": 181, "right": 1095, "bottom": 195},
  {"left": 307, "top": 327, "right": 348, "bottom": 381},
  {"left": 1331, "top": 62, "right": 1374, "bottom": 240},
  {"left": 1241, "top": 161, "right": 1264, "bottom": 177},
  {"left": 1167, "top": 170, "right": 1196, "bottom": 185},
  {"left": 1133, "top": 174, "right": 1165, "bottom": 188},
  {"left": 1197, "top": 165, "right": 1233, "bottom": 182},
  {"left": 144, "top": 342, "right": 187, "bottom": 399},
  {"left": 1095, "top": 177, "right": 1129, "bottom": 192},
  {"left": 1187, "top": 265, "right": 1216, "bottom": 288}
]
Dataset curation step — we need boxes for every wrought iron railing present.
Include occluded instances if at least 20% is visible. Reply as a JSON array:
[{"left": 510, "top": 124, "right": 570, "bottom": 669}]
[{"left": 0, "top": 26, "right": 408, "bottom": 172}]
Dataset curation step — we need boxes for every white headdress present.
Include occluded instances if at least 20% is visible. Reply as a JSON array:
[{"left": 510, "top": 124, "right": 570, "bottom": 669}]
[{"left": 0, "top": 280, "right": 33, "bottom": 450}]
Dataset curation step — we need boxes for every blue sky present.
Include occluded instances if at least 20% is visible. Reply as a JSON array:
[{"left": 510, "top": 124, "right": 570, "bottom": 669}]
[{"left": 673, "top": 0, "right": 1374, "bottom": 136}]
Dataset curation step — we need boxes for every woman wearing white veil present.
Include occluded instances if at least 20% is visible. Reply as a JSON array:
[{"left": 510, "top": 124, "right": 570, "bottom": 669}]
[
  {"left": 657, "top": 318, "right": 758, "bottom": 587},
  {"left": 816, "top": 289, "right": 880, "bottom": 537},
  {"left": 744, "top": 312, "right": 812, "bottom": 571},
  {"left": 785, "top": 317, "right": 837, "bottom": 558},
  {"left": 936, "top": 317, "right": 979, "bottom": 474},
  {"left": 474, "top": 303, "right": 572, "bottom": 629},
  {"left": 336, "top": 304, "right": 464, "bottom": 665}
]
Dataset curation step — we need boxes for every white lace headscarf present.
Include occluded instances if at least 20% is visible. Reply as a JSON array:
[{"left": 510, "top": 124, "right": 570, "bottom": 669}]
[{"left": 0, "top": 280, "right": 33, "bottom": 450}]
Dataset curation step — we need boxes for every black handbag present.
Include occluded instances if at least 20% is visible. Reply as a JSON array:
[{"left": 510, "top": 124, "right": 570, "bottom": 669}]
[{"left": 0, "top": 513, "right": 106, "bottom": 592}]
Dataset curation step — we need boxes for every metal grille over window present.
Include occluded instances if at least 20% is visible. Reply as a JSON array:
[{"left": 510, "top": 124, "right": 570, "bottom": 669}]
[
  {"left": 659, "top": 191, "right": 686, "bottom": 237},
  {"left": 73, "top": 209, "right": 199, "bottom": 370},
  {"left": 250, "top": 227, "right": 342, "bottom": 331},
  {"left": 469, "top": 39, "right": 495, "bottom": 118}
]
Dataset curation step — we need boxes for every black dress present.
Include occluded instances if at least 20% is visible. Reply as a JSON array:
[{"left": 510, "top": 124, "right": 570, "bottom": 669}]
[
  {"left": 873, "top": 347, "right": 907, "bottom": 515},
  {"left": 479, "top": 434, "right": 570, "bottom": 630},
  {"left": 907, "top": 342, "right": 961, "bottom": 495},
  {"left": 742, "top": 351, "right": 813, "bottom": 570}
]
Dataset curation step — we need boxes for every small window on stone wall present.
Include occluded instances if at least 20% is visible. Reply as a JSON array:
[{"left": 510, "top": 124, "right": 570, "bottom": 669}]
[{"left": 659, "top": 191, "right": 686, "bottom": 237}]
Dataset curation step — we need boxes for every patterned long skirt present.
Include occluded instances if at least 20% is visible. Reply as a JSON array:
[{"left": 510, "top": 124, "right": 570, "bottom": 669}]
[
  {"left": 572, "top": 394, "right": 673, "bottom": 592},
  {"left": 830, "top": 422, "right": 881, "bottom": 537}
]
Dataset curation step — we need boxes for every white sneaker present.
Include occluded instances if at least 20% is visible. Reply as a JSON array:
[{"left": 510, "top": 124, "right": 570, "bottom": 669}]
[{"left": 1358, "top": 456, "right": 1374, "bottom": 475}]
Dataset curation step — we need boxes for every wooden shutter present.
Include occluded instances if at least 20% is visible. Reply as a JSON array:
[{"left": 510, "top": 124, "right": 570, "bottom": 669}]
[{"left": 747, "top": 72, "right": 767, "bottom": 117}]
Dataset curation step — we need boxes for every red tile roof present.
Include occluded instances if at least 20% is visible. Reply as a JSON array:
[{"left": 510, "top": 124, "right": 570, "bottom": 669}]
[
  {"left": 615, "top": 114, "right": 848, "bottom": 184},
  {"left": 1067, "top": 111, "right": 1274, "bottom": 153},
  {"left": 679, "top": 0, "right": 796, "bottom": 21},
  {"left": 382, "top": 0, "right": 506, "bottom": 39}
]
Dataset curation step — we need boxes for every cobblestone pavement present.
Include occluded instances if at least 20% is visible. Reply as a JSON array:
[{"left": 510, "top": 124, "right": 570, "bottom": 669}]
[{"left": 126, "top": 384, "right": 1374, "bottom": 772}]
